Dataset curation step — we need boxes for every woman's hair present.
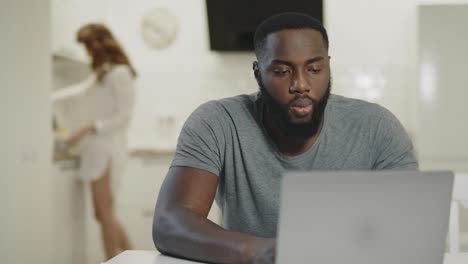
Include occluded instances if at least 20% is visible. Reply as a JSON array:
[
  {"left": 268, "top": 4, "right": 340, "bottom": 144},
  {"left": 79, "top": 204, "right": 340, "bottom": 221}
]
[{"left": 77, "top": 23, "right": 137, "bottom": 79}]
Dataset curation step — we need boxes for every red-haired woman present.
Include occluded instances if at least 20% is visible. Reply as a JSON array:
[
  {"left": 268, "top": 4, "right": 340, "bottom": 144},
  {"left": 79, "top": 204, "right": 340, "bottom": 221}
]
[{"left": 67, "top": 23, "right": 136, "bottom": 260}]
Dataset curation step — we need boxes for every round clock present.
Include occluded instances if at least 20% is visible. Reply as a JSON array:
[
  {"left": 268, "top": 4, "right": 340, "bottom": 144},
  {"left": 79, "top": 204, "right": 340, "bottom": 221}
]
[{"left": 140, "top": 7, "right": 178, "bottom": 49}]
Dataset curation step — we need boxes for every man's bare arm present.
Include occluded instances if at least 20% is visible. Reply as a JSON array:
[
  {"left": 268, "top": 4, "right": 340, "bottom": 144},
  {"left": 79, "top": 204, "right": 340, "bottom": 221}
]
[{"left": 152, "top": 167, "right": 275, "bottom": 264}]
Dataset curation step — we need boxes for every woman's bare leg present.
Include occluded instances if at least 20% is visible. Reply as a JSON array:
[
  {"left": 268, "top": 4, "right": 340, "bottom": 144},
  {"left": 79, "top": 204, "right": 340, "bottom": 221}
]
[
  {"left": 116, "top": 221, "right": 132, "bottom": 250},
  {"left": 91, "top": 162, "right": 131, "bottom": 260}
]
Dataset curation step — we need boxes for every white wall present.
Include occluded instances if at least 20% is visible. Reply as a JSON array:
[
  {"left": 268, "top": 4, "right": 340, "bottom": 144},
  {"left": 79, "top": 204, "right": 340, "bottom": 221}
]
[
  {"left": 0, "top": 0, "right": 53, "bottom": 263},
  {"left": 325, "top": 0, "right": 418, "bottom": 133}
]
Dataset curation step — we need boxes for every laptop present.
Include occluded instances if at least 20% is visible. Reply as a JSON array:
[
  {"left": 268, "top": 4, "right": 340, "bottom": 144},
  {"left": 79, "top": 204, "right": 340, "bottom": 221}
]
[{"left": 276, "top": 171, "right": 454, "bottom": 264}]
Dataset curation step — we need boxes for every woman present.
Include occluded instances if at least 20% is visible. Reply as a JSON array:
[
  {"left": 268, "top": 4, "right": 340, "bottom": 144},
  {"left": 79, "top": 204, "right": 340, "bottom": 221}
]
[{"left": 67, "top": 23, "right": 136, "bottom": 260}]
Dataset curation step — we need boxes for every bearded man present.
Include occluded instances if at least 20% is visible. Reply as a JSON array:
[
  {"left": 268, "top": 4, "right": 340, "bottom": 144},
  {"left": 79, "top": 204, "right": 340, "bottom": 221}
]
[{"left": 152, "top": 12, "right": 418, "bottom": 264}]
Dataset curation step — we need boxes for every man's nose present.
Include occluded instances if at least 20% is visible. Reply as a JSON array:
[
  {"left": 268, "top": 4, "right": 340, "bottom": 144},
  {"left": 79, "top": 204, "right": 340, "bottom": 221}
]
[{"left": 289, "top": 71, "right": 310, "bottom": 94}]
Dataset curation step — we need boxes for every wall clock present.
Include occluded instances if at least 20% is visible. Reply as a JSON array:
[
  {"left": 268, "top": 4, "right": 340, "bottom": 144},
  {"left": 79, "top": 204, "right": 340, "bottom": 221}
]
[{"left": 141, "top": 7, "right": 178, "bottom": 49}]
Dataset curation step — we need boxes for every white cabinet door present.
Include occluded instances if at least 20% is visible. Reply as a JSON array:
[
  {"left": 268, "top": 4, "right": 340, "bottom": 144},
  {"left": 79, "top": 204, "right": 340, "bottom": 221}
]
[
  {"left": 53, "top": 162, "right": 86, "bottom": 264},
  {"left": 418, "top": 5, "right": 468, "bottom": 171}
]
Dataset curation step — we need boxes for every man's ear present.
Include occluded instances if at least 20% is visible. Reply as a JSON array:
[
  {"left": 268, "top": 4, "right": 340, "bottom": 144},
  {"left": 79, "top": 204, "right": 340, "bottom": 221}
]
[{"left": 253, "top": 61, "right": 261, "bottom": 83}]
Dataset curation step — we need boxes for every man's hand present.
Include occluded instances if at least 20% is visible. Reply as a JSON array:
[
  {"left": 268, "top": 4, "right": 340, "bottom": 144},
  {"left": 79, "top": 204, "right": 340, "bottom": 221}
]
[
  {"left": 245, "top": 238, "right": 276, "bottom": 264},
  {"left": 67, "top": 123, "right": 96, "bottom": 146}
]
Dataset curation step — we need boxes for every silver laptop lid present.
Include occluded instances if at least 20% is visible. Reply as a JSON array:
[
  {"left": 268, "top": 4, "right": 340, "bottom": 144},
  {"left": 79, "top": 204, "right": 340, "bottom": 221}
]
[{"left": 276, "top": 171, "right": 453, "bottom": 264}]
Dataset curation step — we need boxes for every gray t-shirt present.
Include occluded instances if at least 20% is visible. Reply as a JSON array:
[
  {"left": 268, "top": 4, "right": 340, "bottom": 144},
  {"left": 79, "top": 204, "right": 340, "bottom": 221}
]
[{"left": 171, "top": 93, "right": 418, "bottom": 238}]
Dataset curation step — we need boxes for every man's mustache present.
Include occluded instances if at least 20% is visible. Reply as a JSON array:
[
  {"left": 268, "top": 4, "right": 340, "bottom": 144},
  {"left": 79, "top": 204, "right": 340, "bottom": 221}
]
[{"left": 289, "top": 96, "right": 316, "bottom": 108}]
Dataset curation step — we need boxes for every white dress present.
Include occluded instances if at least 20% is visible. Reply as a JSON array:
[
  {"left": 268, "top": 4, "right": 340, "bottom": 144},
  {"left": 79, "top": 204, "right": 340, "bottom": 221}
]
[{"left": 77, "top": 64, "right": 135, "bottom": 191}]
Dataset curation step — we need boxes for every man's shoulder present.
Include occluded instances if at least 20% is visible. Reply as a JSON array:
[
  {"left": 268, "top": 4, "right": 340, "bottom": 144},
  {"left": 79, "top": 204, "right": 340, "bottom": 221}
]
[
  {"left": 194, "top": 93, "right": 258, "bottom": 115},
  {"left": 188, "top": 93, "right": 259, "bottom": 122},
  {"left": 216, "top": 92, "right": 259, "bottom": 109},
  {"left": 329, "top": 94, "right": 381, "bottom": 110},
  {"left": 328, "top": 94, "right": 391, "bottom": 120}
]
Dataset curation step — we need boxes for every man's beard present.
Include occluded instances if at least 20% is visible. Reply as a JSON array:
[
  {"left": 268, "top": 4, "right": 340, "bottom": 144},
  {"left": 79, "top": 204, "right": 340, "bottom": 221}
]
[{"left": 259, "top": 78, "right": 331, "bottom": 140}]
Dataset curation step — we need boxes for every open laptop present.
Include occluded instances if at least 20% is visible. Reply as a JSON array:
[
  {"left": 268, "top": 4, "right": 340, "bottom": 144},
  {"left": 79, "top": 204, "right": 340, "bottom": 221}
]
[{"left": 276, "top": 171, "right": 454, "bottom": 264}]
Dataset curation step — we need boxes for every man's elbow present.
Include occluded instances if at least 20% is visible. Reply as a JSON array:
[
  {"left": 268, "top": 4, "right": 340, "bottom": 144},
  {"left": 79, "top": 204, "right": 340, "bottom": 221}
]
[{"left": 152, "top": 213, "right": 172, "bottom": 254}]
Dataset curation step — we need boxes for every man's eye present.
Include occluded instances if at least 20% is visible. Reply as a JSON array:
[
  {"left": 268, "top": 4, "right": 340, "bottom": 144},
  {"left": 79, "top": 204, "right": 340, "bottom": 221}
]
[
  {"left": 308, "top": 68, "right": 322, "bottom": 73},
  {"left": 273, "top": 69, "right": 291, "bottom": 76}
]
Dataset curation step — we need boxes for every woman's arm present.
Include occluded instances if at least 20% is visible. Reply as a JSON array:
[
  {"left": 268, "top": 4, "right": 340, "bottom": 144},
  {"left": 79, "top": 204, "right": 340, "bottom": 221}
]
[{"left": 66, "top": 123, "right": 96, "bottom": 146}]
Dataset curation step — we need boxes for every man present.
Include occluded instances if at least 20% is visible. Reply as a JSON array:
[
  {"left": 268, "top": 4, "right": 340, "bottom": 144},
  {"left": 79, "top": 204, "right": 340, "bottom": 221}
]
[{"left": 152, "top": 12, "right": 418, "bottom": 264}]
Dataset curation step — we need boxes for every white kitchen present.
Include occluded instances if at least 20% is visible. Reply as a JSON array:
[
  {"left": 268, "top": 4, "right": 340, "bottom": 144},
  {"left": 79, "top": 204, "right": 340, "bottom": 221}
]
[{"left": 2, "top": 0, "right": 468, "bottom": 264}]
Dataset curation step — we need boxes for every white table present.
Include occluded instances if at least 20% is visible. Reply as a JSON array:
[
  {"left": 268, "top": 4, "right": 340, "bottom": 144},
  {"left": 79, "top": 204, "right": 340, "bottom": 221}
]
[
  {"left": 105, "top": 251, "right": 200, "bottom": 264},
  {"left": 106, "top": 250, "right": 468, "bottom": 264}
]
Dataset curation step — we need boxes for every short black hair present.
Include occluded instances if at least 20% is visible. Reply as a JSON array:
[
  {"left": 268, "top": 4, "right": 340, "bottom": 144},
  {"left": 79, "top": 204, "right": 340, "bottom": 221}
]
[{"left": 253, "top": 12, "right": 329, "bottom": 59}]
